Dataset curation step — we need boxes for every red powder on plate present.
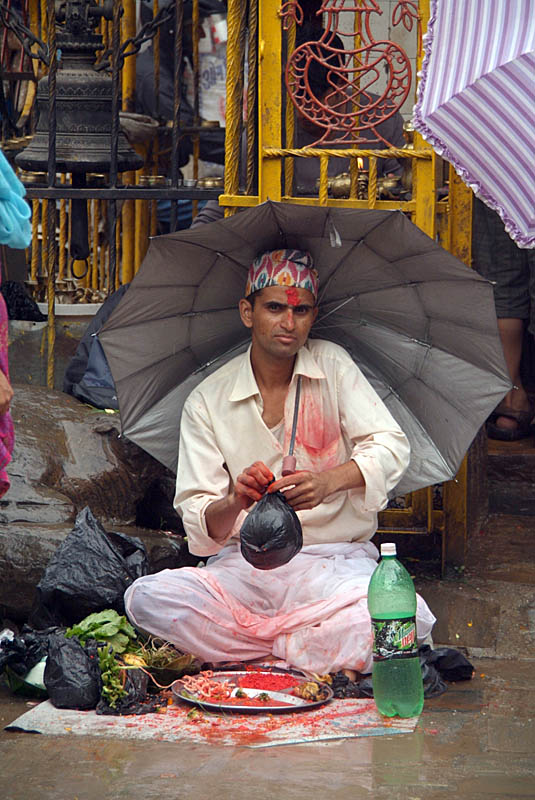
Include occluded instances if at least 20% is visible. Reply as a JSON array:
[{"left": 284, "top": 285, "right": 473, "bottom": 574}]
[{"left": 238, "top": 673, "right": 301, "bottom": 691}]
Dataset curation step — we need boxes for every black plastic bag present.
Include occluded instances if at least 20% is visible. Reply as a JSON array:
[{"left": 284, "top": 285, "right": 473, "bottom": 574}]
[
  {"left": 419, "top": 644, "right": 474, "bottom": 682},
  {"left": 44, "top": 633, "right": 102, "bottom": 710},
  {"left": 96, "top": 667, "right": 160, "bottom": 716},
  {"left": 331, "top": 646, "right": 474, "bottom": 700},
  {"left": 240, "top": 491, "right": 303, "bottom": 570},
  {"left": 0, "top": 626, "right": 56, "bottom": 676},
  {"left": 29, "top": 506, "right": 149, "bottom": 629}
]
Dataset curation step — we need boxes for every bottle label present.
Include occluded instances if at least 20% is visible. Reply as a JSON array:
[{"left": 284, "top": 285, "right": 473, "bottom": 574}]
[{"left": 371, "top": 616, "right": 418, "bottom": 661}]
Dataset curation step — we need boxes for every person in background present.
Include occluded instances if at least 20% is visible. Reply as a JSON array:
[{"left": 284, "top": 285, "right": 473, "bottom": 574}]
[{"left": 473, "top": 198, "right": 535, "bottom": 440}]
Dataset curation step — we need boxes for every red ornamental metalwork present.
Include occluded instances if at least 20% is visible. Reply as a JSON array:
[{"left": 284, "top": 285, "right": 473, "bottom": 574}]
[{"left": 283, "top": 0, "right": 413, "bottom": 146}]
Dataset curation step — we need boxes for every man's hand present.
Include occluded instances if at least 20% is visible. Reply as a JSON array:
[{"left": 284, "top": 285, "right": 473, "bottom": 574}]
[
  {"left": 235, "top": 461, "right": 274, "bottom": 509},
  {"left": 205, "top": 461, "right": 273, "bottom": 544},
  {"left": 268, "top": 460, "right": 365, "bottom": 512},
  {"left": 268, "top": 470, "right": 331, "bottom": 512}
]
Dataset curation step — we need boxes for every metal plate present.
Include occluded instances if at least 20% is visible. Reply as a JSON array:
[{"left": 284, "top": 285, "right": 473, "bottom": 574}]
[{"left": 171, "top": 669, "right": 333, "bottom": 714}]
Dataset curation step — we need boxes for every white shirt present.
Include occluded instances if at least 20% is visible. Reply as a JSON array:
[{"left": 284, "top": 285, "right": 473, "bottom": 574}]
[{"left": 175, "top": 339, "right": 410, "bottom": 557}]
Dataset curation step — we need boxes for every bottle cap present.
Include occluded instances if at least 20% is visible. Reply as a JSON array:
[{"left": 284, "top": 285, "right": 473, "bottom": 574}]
[{"left": 380, "top": 543, "right": 396, "bottom": 556}]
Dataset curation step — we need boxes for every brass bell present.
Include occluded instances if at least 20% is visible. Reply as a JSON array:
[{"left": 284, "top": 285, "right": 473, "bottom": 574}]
[{"left": 16, "top": 0, "right": 143, "bottom": 260}]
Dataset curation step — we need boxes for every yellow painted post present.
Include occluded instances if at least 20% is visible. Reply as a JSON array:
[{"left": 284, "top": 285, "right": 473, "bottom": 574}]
[
  {"left": 284, "top": 20, "right": 296, "bottom": 197},
  {"left": 30, "top": 200, "right": 39, "bottom": 282},
  {"left": 441, "top": 168, "right": 474, "bottom": 571},
  {"left": 448, "top": 168, "right": 473, "bottom": 267},
  {"left": 58, "top": 176, "right": 67, "bottom": 281},
  {"left": 411, "top": 0, "right": 435, "bottom": 238},
  {"left": 91, "top": 199, "right": 98, "bottom": 289},
  {"left": 223, "top": 0, "right": 246, "bottom": 214},
  {"left": 121, "top": 0, "right": 137, "bottom": 283},
  {"left": 257, "top": 0, "right": 281, "bottom": 202},
  {"left": 121, "top": 0, "right": 137, "bottom": 112}
]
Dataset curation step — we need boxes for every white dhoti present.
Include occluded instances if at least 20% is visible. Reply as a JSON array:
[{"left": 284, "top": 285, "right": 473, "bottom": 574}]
[{"left": 124, "top": 541, "right": 436, "bottom": 675}]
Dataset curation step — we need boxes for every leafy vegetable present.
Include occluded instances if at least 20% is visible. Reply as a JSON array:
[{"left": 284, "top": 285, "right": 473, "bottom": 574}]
[
  {"left": 98, "top": 646, "right": 127, "bottom": 709},
  {"left": 65, "top": 609, "right": 137, "bottom": 654}
]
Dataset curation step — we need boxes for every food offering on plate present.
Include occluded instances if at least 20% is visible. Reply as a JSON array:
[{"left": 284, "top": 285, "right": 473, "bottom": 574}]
[{"left": 172, "top": 668, "right": 333, "bottom": 713}]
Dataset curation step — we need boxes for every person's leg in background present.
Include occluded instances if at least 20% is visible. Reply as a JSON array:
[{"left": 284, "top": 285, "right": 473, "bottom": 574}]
[
  {"left": 493, "top": 317, "right": 531, "bottom": 434},
  {"left": 472, "top": 198, "right": 534, "bottom": 440}
]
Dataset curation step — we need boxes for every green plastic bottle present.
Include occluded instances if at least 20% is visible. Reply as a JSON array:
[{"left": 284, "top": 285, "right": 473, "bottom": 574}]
[{"left": 367, "top": 542, "right": 424, "bottom": 717}]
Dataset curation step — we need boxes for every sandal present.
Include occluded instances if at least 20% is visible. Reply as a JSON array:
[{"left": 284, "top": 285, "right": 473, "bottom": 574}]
[{"left": 486, "top": 403, "right": 534, "bottom": 441}]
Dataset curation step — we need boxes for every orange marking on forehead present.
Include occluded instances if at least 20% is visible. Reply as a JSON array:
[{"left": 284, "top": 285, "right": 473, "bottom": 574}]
[{"left": 286, "top": 287, "right": 299, "bottom": 306}]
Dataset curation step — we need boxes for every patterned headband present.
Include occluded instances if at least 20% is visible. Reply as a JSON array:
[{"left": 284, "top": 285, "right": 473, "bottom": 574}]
[{"left": 245, "top": 249, "right": 319, "bottom": 300}]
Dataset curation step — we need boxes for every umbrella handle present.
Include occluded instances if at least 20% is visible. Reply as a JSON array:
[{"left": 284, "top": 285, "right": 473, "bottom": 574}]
[{"left": 281, "top": 455, "right": 297, "bottom": 476}]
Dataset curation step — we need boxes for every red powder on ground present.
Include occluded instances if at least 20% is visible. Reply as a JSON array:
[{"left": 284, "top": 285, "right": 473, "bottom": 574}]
[{"left": 285, "top": 287, "right": 299, "bottom": 306}]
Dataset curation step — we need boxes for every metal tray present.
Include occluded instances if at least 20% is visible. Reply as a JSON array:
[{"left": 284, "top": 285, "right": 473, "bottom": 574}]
[{"left": 171, "top": 669, "right": 333, "bottom": 714}]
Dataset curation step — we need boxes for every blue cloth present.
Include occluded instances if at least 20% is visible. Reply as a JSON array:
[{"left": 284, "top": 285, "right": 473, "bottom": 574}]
[
  {"left": 0, "top": 149, "right": 31, "bottom": 249},
  {"left": 157, "top": 199, "right": 207, "bottom": 232}
]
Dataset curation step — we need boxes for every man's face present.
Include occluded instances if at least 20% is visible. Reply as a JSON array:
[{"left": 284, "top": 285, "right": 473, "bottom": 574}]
[{"left": 239, "top": 285, "right": 318, "bottom": 361}]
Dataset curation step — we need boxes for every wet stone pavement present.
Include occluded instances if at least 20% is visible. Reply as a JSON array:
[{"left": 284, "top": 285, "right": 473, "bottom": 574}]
[{"left": 1, "top": 513, "right": 534, "bottom": 800}]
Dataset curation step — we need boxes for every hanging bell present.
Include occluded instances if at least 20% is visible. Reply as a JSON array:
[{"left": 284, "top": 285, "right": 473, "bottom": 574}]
[
  {"left": 15, "top": 0, "right": 143, "bottom": 260},
  {"left": 16, "top": 0, "right": 142, "bottom": 175}
]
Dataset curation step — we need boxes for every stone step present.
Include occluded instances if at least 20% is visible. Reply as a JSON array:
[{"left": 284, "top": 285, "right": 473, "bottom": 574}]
[
  {"left": 415, "top": 513, "right": 535, "bottom": 660},
  {"left": 487, "top": 435, "right": 535, "bottom": 515}
]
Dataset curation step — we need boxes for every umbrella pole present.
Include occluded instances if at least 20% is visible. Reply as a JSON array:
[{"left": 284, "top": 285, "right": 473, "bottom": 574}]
[{"left": 282, "top": 375, "right": 301, "bottom": 476}]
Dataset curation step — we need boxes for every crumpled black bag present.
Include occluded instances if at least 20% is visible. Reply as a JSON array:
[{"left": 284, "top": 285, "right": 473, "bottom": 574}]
[
  {"left": 240, "top": 491, "right": 303, "bottom": 570},
  {"left": 0, "top": 626, "right": 56, "bottom": 676},
  {"left": 96, "top": 666, "right": 160, "bottom": 716},
  {"left": 29, "top": 506, "right": 149, "bottom": 629},
  {"left": 44, "top": 633, "right": 102, "bottom": 710},
  {"left": 418, "top": 644, "right": 475, "bottom": 682},
  {"left": 332, "top": 646, "right": 474, "bottom": 700}
]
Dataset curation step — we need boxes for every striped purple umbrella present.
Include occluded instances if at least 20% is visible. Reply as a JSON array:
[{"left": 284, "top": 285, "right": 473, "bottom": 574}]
[{"left": 413, "top": 0, "right": 535, "bottom": 248}]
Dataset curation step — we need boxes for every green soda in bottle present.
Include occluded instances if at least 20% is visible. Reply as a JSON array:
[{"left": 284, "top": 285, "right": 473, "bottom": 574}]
[{"left": 367, "top": 542, "right": 424, "bottom": 717}]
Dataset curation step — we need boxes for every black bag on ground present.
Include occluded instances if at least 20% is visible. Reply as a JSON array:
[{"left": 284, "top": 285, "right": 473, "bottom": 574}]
[
  {"left": 418, "top": 644, "right": 474, "bottom": 682},
  {"left": 96, "top": 666, "right": 160, "bottom": 716},
  {"left": 29, "top": 506, "right": 149, "bottom": 629},
  {"left": 0, "top": 626, "right": 54, "bottom": 676},
  {"left": 240, "top": 491, "right": 303, "bottom": 570},
  {"left": 44, "top": 633, "right": 102, "bottom": 710},
  {"left": 331, "top": 646, "right": 474, "bottom": 700}
]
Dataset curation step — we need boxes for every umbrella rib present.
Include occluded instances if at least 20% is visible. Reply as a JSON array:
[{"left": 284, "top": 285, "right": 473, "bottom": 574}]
[
  {"left": 164, "top": 236, "right": 252, "bottom": 273},
  {"left": 314, "top": 310, "right": 510, "bottom": 383},
  {"left": 115, "top": 339, "right": 251, "bottom": 386}
]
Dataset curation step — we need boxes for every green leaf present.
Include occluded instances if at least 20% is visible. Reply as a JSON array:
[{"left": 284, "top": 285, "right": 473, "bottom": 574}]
[
  {"left": 118, "top": 618, "right": 136, "bottom": 638},
  {"left": 74, "top": 610, "right": 122, "bottom": 632},
  {"left": 105, "top": 632, "right": 130, "bottom": 654},
  {"left": 91, "top": 620, "right": 121, "bottom": 638}
]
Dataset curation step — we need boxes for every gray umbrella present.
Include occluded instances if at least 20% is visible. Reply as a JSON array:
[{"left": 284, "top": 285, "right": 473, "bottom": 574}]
[{"left": 99, "top": 201, "right": 510, "bottom": 494}]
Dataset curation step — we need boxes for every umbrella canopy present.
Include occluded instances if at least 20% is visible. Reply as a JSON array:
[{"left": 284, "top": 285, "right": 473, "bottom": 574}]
[
  {"left": 99, "top": 201, "right": 510, "bottom": 495},
  {"left": 413, "top": 0, "right": 535, "bottom": 249}
]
